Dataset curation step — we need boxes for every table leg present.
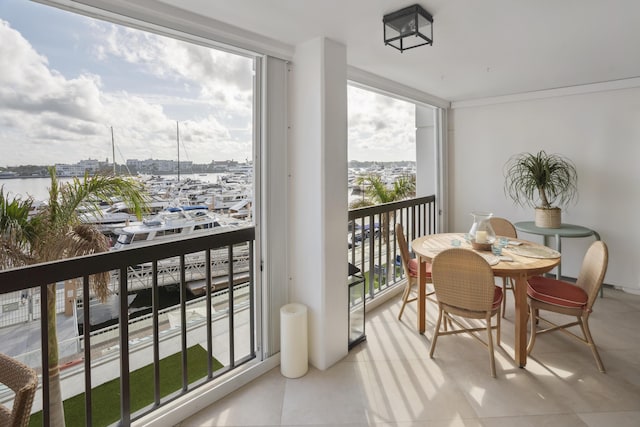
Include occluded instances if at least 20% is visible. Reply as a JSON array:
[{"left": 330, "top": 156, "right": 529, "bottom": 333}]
[
  {"left": 593, "top": 231, "right": 604, "bottom": 298},
  {"left": 513, "top": 273, "right": 528, "bottom": 367},
  {"left": 544, "top": 235, "right": 562, "bottom": 280},
  {"left": 417, "top": 256, "right": 426, "bottom": 334},
  {"left": 555, "top": 233, "right": 562, "bottom": 279}
]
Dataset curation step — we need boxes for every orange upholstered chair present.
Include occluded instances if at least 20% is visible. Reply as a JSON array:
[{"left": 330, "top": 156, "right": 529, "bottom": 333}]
[
  {"left": 395, "top": 223, "right": 433, "bottom": 321},
  {"left": 527, "top": 240, "right": 609, "bottom": 372}
]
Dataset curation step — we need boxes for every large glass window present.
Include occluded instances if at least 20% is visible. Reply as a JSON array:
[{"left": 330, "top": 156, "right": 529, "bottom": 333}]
[
  {"left": 0, "top": 1, "right": 260, "bottom": 422},
  {"left": 0, "top": 1, "right": 255, "bottom": 203},
  {"left": 347, "top": 85, "right": 417, "bottom": 208},
  {"left": 347, "top": 83, "right": 442, "bottom": 205}
]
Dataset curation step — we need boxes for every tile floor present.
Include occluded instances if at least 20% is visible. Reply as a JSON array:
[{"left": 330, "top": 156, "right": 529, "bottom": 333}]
[{"left": 178, "top": 286, "right": 640, "bottom": 426}]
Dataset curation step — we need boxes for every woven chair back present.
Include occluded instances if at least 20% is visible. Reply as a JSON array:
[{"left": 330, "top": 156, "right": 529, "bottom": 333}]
[
  {"left": 576, "top": 241, "right": 608, "bottom": 308},
  {"left": 0, "top": 353, "right": 38, "bottom": 427},
  {"left": 489, "top": 217, "right": 517, "bottom": 238},
  {"left": 431, "top": 248, "right": 495, "bottom": 312},
  {"left": 395, "top": 223, "right": 412, "bottom": 276}
]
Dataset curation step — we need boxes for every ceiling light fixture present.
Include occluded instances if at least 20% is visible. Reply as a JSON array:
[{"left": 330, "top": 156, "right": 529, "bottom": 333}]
[{"left": 383, "top": 4, "right": 433, "bottom": 52}]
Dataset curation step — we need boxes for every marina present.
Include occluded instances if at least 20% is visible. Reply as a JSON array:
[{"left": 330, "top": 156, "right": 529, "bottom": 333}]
[
  {"left": 0, "top": 169, "right": 254, "bottom": 356},
  {"left": 0, "top": 161, "right": 412, "bottom": 362}
]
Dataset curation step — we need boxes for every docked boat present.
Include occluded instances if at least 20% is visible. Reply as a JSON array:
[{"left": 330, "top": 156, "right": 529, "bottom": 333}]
[
  {"left": 109, "top": 205, "right": 248, "bottom": 294},
  {"left": 79, "top": 199, "right": 171, "bottom": 227},
  {"left": 207, "top": 189, "right": 251, "bottom": 210},
  {"left": 112, "top": 205, "right": 234, "bottom": 249}
]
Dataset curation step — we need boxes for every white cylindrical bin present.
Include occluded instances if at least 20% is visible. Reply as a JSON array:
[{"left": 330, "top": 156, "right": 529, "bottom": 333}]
[{"left": 280, "top": 303, "right": 308, "bottom": 378}]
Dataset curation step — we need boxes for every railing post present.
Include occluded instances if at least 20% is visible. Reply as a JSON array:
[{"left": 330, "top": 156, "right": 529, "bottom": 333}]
[
  {"left": 119, "top": 266, "right": 131, "bottom": 426},
  {"left": 82, "top": 276, "right": 93, "bottom": 427},
  {"left": 180, "top": 254, "right": 188, "bottom": 392},
  {"left": 41, "top": 283, "right": 50, "bottom": 427}
]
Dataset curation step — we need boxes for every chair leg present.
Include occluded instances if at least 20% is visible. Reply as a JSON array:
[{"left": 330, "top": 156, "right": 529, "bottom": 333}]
[
  {"left": 501, "top": 277, "right": 508, "bottom": 318},
  {"left": 429, "top": 308, "right": 443, "bottom": 358},
  {"left": 487, "top": 313, "right": 497, "bottom": 378},
  {"left": 496, "top": 308, "right": 501, "bottom": 346},
  {"left": 580, "top": 315, "right": 606, "bottom": 373},
  {"left": 397, "top": 282, "right": 412, "bottom": 320},
  {"left": 397, "top": 292, "right": 407, "bottom": 320},
  {"left": 527, "top": 304, "right": 537, "bottom": 354}
]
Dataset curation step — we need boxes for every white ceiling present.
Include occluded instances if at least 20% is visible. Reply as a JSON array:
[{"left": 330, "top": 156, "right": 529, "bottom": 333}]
[{"left": 159, "top": 0, "right": 640, "bottom": 102}]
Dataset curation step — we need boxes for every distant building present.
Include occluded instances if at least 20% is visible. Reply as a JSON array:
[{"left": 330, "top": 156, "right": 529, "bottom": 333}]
[
  {"left": 55, "top": 159, "right": 101, "bottom": 177},
  {"left": 126, "top": 158, "right": 193, "bottom": 174}
]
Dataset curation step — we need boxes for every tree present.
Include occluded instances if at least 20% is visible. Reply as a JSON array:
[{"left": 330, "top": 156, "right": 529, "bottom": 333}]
[
  {"left": 0, "top": 187, "right": 38, "bottom": 269},
  {"left": 352, "top": 173, "right": 415, "bottom": 207},
  {"left": 0, "top": 168, "right": 147, "bottom": 426},
  {"left": 351, "top": 173, "right": 416, "bottom": 242}
]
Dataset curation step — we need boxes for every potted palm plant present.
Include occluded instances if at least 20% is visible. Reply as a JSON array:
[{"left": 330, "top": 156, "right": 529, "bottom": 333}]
[{"left": 504, "top": 150, "right": 578, "bottom": 228}]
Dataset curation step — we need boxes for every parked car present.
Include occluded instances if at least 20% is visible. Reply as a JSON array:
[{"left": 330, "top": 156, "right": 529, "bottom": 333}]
[{"left": 347, "top": 222, "right": 380, "bottom": 248}]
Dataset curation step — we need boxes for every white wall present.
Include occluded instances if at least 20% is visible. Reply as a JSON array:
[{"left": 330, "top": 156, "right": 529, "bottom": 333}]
[{"left": 449, "top": 84, "right": 640, "bottom": 294}]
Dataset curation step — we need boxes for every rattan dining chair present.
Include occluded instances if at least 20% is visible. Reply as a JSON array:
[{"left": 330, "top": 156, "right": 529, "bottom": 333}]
[
  {"left": 429, "top": 248, "right": 504, "bottom": 377},
  {"left": 0, "top": 353, "right": 38, "bottom": 427},
  {"left": 489, "top": 217, "right": 517, "bottom": 318},
  {"left": 395, "top": 223, "right": 434, "bottom": 321},
  {"left": 527, "top": 240, "right": 609, "bottom": 372}
]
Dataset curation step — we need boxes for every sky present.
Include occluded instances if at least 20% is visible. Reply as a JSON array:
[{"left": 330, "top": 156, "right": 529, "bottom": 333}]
[{"left": 0, "top": 0, "right": 415, "bottom": 167}]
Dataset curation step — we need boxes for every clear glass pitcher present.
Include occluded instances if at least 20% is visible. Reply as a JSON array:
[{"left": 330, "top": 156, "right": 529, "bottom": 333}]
[{"left": 469, "top": 211, "right": 496, "bottom": 244}]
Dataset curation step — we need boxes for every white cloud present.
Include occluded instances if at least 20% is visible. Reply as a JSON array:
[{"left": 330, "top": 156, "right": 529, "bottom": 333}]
[
  {"left": 0, "top": 10, "right": 416, "bottom": 168},
  {"left": 0, "top": 17, "right": 254, "bottom": 166},
  {"left": 0, "top": 20, "right": 104, "bottom": 123},
  {"left": 92, "top": 22, "right": 253, "bottom": 116},
  {"left": 348, "top": 86, "right": 416, "bottom": 162}
]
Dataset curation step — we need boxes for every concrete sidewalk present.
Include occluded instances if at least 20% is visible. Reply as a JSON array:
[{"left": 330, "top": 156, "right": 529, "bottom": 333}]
[{"left": 0, "top": 311, "right": 80, "bottom": 369}]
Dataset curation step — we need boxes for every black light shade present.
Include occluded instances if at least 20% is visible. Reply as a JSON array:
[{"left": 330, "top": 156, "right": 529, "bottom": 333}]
[{"left": 383, "top": 4, "right": 433, "bottom": 52}]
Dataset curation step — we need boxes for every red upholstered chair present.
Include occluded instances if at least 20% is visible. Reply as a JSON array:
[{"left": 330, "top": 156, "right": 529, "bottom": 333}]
[
  {"left": 395, "top": 223, "right": 433, "bottom": 321},
  {"left": 429, "top": 248, "right": 504, "bottom": 377},
  {"left": 489, "top": 217, "right": 517, "bottom": 318},
  {"left": 527, "top": 241, "right": 609, "bottom": 372}
]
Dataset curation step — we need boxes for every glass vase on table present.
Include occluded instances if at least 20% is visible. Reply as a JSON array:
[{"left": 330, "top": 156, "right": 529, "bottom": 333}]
[{"left": 469, "top": 211, "right": 496, "bottom": 250}]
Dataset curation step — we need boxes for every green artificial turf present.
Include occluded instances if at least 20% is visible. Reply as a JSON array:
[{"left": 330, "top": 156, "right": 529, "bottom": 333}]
[{"left": 30, "top": 345, "right": 223, "bottom": 426}]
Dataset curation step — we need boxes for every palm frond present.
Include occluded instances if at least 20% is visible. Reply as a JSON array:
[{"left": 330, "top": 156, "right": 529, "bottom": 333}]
[
  {"left": 57, "top": 170, "right": 148, "bottom": 226},
  {"left": 42, "top": 224, "right": 111, "bottom": 301},
  {"left": 3, "top": 169, "right": 146, "bottom": 302},
  {"left": 0, "top": 187, "right": 39, "bottom": 254},
  {"left": 0, "top": 239, "right": 35, "bottom": 269}
]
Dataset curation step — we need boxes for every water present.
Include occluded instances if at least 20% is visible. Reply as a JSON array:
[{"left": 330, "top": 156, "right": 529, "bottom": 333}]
[
  {"left": 0, "top": 177, "right": 71, "bottom": 201},
  {"left": 0, "top": 173, "right": 226, "bottom": 202}
]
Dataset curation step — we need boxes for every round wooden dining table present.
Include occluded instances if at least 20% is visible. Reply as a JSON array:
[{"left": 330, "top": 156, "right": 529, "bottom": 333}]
[{"left": 411, "top": 232, "right": 561, "bottom": 368}]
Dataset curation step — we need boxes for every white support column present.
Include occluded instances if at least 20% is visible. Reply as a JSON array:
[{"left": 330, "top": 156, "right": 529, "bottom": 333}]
[
  {"left": 416, "top": 105, "right": 436, "bottom": 197},
  {"left": 261, "top": 56, "right": 290, "bottom": 358},
  {"left": 288, "top": 38, "right": 348, "bottom": 370}
]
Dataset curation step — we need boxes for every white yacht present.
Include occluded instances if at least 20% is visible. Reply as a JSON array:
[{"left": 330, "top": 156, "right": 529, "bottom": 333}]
[
  {"left": 80, "top": 200, "right": 170, "bottom": 227},
  {"left": 112, "top": 205, "right": 234, "bottom": 249},
  {"left": 109, "top": 205, "right": 247, "bottom": 294}
]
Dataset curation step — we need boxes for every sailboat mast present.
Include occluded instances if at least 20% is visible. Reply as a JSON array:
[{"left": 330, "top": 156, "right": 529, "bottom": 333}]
[
  {"left": 176, "top": 121, "right": 180, "bottom": 181},
  {"left": 111, "top": 126, "right": 116, "bottom": 175}
]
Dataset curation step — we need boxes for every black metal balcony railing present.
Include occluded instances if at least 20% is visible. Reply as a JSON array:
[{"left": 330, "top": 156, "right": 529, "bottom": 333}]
[
  {"left": 0, "top": 196, "right": 435, "bottom": 426},
  {"left": 0, "top": 226, "right": 255, "bottom": 427},
  {"left": 348, "top": 195, "right": 437, "bottom": 299}
]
